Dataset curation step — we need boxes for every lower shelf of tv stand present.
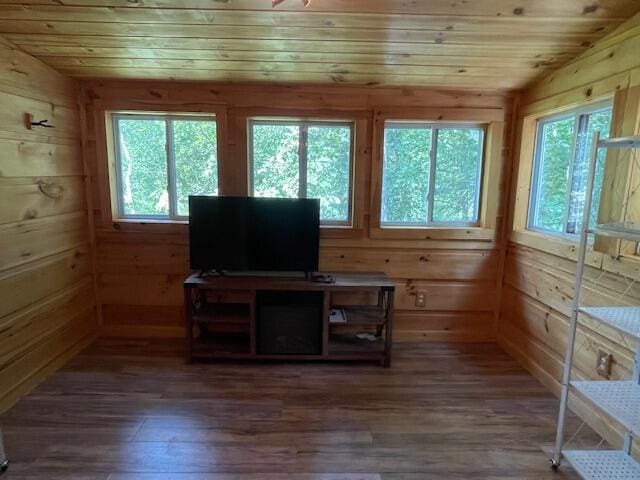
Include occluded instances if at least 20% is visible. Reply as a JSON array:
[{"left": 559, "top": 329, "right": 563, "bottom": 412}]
[
  {"left": 190, "top": 349, "right": 386, "bottom": 364},
  {"left": 184, "top": 271, "right": 394, "bottom": 367}
]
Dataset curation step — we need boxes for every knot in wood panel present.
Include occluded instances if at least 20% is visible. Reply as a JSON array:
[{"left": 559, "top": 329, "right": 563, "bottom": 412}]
[{"left": 37, "top": 181, "right": 64, "bottom": 200}]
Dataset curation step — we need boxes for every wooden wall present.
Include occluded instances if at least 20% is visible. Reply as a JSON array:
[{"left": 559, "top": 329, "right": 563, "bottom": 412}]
[
  {"left": 499, "top": 13, "right": 640, "bottom": 447},
  {"left": 81, "top": 81, "right": 515, "bottom": 342},
  {"left": 0, "top": 35, "right": 98, "bottom": 411}
]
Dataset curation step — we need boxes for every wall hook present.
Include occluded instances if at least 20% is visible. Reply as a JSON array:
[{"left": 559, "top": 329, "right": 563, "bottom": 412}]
[
  {"left": 24, "top": 113, "right": 55, "bottom": 130},
  {"left": 32, "top": 119, "right": 54, "bottom": 128}
]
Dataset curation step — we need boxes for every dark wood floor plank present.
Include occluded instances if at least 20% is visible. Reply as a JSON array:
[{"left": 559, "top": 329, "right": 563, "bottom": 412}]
[{"left": 0, "top": 339, "right": 583, "bottom": 478}]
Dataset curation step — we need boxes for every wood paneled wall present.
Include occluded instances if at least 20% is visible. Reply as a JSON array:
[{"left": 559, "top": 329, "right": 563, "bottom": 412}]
[
  {"left": 499, "top": 13, "right": 640, "bottom": 448},
  {"left": 81, "top": 80, "right": 515, "bottom": 342},
  {"left": 0, "top": 35, "right": 98, "bottom": 411}
]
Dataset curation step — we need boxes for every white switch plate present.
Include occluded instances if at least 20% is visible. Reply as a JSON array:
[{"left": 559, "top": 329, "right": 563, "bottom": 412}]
[
  {"left": 415, "top": 291, "right": 426, "bottom": 307},
  {"left": 596, "top": 349, "right": 612, "bottom": 378}
]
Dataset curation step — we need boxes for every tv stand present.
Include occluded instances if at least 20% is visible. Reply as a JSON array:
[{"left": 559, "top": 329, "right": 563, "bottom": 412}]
[
  {"left": 310, "top": 273, "right": 335, "bottom": 284},
  {"left": 183, "top": 272, "right": 395, "bottom": 367},
  {"left": 198, "top": 269, "right": 224, "bottom": 278}
]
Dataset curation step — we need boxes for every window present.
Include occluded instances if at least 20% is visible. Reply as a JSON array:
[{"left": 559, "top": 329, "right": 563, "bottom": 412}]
[
  {"left": 381, "top": 122, "right": 485, "bottom": 226},
  {"left": 528, "top": 103, "right": 612, "bottom": 236},
  {"left": 249, "top": 119, "right": 354, "bottom": 225},
  {"left": 113, "top": 113, "right": 218, "bottom": 219}
]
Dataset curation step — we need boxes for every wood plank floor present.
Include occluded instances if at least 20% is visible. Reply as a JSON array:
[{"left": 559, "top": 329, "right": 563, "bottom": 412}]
[{"left": 0, "top": 339, "right": 588, "bottom": 479}]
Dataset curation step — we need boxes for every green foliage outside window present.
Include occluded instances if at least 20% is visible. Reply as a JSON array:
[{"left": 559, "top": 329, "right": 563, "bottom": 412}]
[
  {"left": 382, "top": 123, "right": 484, "bottom": 225},
  {"left": 117, "top": 118, "right": 168, "bottom": 216},
  {"left": 174, "top": 120, "right": 218, "bottom": 216},
  {"left": 307, "top": 125, "right": 351, "bottom": 222},
  {"left": 382, "top": 127, "right": 431, "bottom": 224},
  {"left": 115, "top": 115, "right": 218, "bottom": 218},
  {"left": 252, "top": 124, "right": 300, "bottom": 199},
  {"left": 530, "top": 106, "right": 612, "bottom": 235},
  {"left": 433, "top": 128, "right": 483, "bottom": 223},
  {"left": 251, "top": 121, "right": 352, "bottom": 223},
  {"left": 533, "top": 117, "right": 574, "bottom": 232}
]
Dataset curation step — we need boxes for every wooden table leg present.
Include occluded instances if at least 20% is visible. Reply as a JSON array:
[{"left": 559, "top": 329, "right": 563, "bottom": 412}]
[
  {"left": 383, "top": 289, "right": 395, "bottom": 368},
  {"left": 375, "top": 290, "right": 384, "bottom": 337},
  {"left": 184, "top": 287, "right": 193, "bottom": 364}
]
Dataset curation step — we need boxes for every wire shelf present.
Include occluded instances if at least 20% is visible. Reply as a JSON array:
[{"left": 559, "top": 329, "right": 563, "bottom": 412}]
[
  {"left": 594, "top": 222, "right": 640, "bottom": 242},
  {"left": 579, "top": 306, "right": 640, "bottom": 341},
  {"left": 571, "top": 381, "right": 640, "bottom": 437},
  {"left": 597, "top": 136, "right": 640, "bottom": 149},
  {"left": 553, "top": 131, "right": 640, "bottom": 476},
  {"left": 564, "top": 450, "right": 640, "bottom": 480}
]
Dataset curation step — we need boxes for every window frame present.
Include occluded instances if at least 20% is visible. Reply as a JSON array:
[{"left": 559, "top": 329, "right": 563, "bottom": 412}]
[
  {"left": 526, "top": 100, "right": 613, "bottom": 239},
  {"left": 381, "top": 121, "right": 487, "bottom": 228},
  {"left": 247, "top": 117, "right": 356, "bottom": 227},
  {"left": 112, "top": 112, "right": 219, "bottom": 221}
]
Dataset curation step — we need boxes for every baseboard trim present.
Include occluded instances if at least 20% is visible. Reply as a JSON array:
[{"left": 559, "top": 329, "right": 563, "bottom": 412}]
[{"left": 0, "top": 330, "right": 98, "bottom": 414}]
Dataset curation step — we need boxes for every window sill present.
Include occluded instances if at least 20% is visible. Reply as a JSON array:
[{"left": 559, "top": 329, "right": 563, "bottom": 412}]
[
  {"left": 114, "top": 218, "right": 189, "bottom": 225},
  {"left": 510, "top": 228, "right": 603, "bottom": 267},
  {"left": 602, "top": 253, "right": 640, "bottom": 280},
  {"left": 512, "top": 228, "right": 640, "bottom": 281},
  {"left": 370, "top": 225, "right": 495, "bottom": 241},
  {"left": 106, "top": 217, "right": 361, "bottom": 238}
]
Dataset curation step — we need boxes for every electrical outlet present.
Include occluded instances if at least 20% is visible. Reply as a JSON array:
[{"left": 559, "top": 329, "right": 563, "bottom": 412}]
[
  {"left": 596, "top": 349, "right": 612, "bottom": 378},
  {"left": 415, "top": 291, "right": 426, "bottom": 307}
]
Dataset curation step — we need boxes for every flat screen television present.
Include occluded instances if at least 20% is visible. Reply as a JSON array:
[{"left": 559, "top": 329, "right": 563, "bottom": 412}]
[{"left": 188, "top": 196, "right": 320, "bottom": 274}]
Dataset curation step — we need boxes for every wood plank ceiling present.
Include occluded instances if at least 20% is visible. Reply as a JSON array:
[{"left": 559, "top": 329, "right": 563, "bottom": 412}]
[{"left": 0, "top": 1, "right": 639, "bottom": 90}]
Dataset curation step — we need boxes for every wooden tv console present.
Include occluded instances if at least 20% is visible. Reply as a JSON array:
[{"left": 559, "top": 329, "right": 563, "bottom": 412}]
[{"left": 184, "top": 272, "right": 395, "bottom": 367}]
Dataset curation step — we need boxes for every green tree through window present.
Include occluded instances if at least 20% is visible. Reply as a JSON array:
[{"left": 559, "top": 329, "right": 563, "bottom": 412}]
[
  {"left": 114, "top": 114, "right": 218, "bottom": 219},
  {"left": 250, "top": 120, "right": 353, "bottom": 224},
  {"left": 381, "top": 122, "right": 485, "bottom": 226},
  {"left": 529, "top": 103, "right": 612, "bottom": 235}
]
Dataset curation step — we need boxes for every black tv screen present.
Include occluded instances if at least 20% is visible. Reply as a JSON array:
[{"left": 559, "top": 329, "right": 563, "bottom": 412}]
[{"left": 189, "top": 196, "right": 320, "bottom": 273}]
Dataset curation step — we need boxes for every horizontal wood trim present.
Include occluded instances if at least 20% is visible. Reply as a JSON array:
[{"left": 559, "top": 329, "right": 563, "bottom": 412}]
[
  {"left": 18, "top": 45, "right": 576, "bottom": 69},
  {"left": 393, "top": 280, "right": 496, "bottom": 312},
  {"left": 509, "top": 229, "right": 603, "bottom": 268},
  {"left": 0, "top": 176, "right": 87, "bottom": 225},
  {"left": 0, "top": 279, "right": 95, "bottom": 367},
  {"left": 0, "top": 211, "right": 89, "bottom": 270},
  {"left": 369, "top": 227, "right": 496, "bottom": 242},
  {"left": 95, "top": 226, "right": 498, "bottom": 251},
  {"left": 0, "top": 246, "right": 93, "bottom": 319},
  {"left": 321, "top": 248, "right": 499, "bottom": 281},
  {"left": 0, "top": 5, "right": 628, "bottom": 31},
  {"left": 68, "top": 68, "right": 525, "bottom": 89},
  {"left": 39, "top": 57, "right": 552, "bottom": 80},
  {"left": 0, "top": 310, "right": 97, "bottom": 413},
  {"left": 396, "top": 310, "right": 494, "bottom": 334},
  {"left": 85, "top": 80, "right": 513, "bottom": 109},
  {"left": 0, "top": 137, "right": 83, "bottom": 177},
  {"left": 1, "top": 0, "right": 635, "bottom": 18},
  {"left": 0, "top": 21, "right": 608, "bottom": 46},
  {"left": 98, "top": 273, "right": 184, "bottom": 307}
]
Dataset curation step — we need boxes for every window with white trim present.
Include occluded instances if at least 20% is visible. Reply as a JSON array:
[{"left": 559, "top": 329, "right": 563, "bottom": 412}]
[
  {"left": 113, "top": 113, "right": 218, "bottom": 219},
  {"left": 528, "top": 102, "right": 612, "bottom": 236},
  {"left": 381, "top": 122, "right": 485, "bottom": 226},
  {"left": 249, "top": 119, "right": 354, "bottom": 225}
]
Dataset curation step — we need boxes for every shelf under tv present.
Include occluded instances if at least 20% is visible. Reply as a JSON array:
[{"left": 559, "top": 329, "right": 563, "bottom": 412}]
[{"left": 184, "top": 271, "right": 395, "bottom": 367}]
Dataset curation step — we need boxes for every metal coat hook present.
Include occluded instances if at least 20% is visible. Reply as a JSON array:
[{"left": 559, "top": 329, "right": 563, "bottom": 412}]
[
  {"left": 24, "top": 113, "right": 55, "bottom": 130},
  {"left": 32, "top": 119, "right": 54, "bottom": 128}
]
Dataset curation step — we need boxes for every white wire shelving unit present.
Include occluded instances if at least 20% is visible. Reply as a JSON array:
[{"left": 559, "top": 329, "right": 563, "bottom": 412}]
[{"left": 552, "top": 133, "right": 640, "bottom": 480}]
